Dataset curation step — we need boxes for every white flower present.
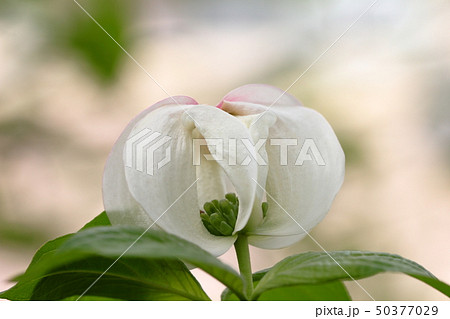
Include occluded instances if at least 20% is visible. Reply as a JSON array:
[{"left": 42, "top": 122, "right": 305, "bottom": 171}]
[{"left": 103, "top": 84, "right": 345, "bottom": 256}]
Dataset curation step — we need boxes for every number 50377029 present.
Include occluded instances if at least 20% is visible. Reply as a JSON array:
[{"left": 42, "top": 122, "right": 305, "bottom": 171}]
[{"left": 375, "top": 306, "right": 438, "bottom": 316}]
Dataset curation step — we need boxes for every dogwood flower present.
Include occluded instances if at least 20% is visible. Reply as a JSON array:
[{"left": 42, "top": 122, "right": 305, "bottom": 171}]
[{"left": 103, "top": 84, "right": 345, "bottom": 256}]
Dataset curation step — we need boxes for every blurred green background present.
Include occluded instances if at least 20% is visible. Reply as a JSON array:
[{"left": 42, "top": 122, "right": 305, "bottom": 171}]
[{"left": 0, "top": 0, "right": 449, "bottom": 300}]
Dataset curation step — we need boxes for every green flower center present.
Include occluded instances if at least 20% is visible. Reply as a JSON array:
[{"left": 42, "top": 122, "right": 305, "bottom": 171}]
[
  {"left": 200, "top": 193, "right": 238, "bottom": 236},
  {"left": 200, "top": 193, "right": 268, "bottom": 236}
]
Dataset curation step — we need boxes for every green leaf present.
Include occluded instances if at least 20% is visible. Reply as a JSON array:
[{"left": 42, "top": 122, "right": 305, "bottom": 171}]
[
  {"left": 31, "top": 257, "right": 208, "bottom": 301},
  {"left": 1, "top": 213, "right": 214, "bottom": 300},
  {"left": 80, "top": 211, "right": 111, "bottom": 230},
  {"left": 221, "top": 271, "right": 350, "bottom": 301},
  {"left": 253, "top": 251, "right": 450, "bottom": 300},
  {"left": 10, "top": 234, "right": 73, "bottom": 283},
  {"left": 33, "top": 212, "right": 111, "bottom": 265},
  {"left": 62, "top": 296, "right": 122, "bottom": 301},
  {"left": 3, "top": 255, "right": 209, "bottom": 300},
  {"left": 257, "top": 282, "right": 351, "bottom": 301},
  {"left": 1, "top": 226, "right": 245, "bottom": 300},
  {"left": 56, "top": 226, "right": 244, "bottom": 299},
  {"left": 10, "top": 211, "right": 111, "bottom": 282}
]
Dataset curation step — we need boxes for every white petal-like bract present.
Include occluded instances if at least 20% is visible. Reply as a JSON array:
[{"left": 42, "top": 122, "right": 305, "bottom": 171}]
[{"left": 220, "top": 85, "right": 345, "bottom": 249}]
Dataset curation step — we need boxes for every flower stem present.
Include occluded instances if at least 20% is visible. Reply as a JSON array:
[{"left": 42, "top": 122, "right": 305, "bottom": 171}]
[{"left": 234, "top": 233, "right": 253, "bottom": 300}]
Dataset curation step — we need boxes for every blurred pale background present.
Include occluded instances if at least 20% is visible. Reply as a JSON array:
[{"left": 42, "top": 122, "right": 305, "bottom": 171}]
[{"left": 0, "top": 0, "right": 449, "bottom": 300}]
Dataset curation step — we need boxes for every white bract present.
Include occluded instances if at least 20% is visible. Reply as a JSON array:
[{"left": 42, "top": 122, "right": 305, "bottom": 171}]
[{"left": 103, "top": 84, "right": 345, "bottom": 256}]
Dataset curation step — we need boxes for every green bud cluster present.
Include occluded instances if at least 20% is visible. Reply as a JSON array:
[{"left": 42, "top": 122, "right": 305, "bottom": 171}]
[{"left": 200, "top": 193, "right": 239, "bottom": 236}]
